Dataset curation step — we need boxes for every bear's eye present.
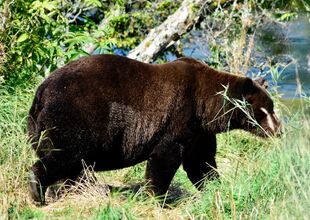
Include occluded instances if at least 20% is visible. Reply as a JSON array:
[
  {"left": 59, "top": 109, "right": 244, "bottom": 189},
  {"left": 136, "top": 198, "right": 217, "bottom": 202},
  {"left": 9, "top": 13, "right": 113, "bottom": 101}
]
[{"left": 260, "top": 107, "right": 271, "bottom": 116}]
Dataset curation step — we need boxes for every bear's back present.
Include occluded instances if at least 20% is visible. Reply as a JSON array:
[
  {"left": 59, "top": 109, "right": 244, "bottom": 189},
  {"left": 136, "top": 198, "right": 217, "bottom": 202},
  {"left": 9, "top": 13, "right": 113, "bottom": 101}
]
[{"left": 41, "top": 55, "right": 199, "bottom": 112}]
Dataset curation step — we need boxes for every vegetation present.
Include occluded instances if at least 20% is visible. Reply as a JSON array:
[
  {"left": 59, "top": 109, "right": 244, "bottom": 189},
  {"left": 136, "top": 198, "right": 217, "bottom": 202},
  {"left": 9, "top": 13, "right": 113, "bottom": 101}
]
[
  {"left": 0, "top": 0, "right": 309, "bottom": 219},
  {"left": 0, "top": 84, "right": 309, "bottom": 219},
  {"left": 0, "top": 0, "right": 182, "bottom": 86},
  {"left": 1, "top": 0, "right": 308, "bottom": 87}
]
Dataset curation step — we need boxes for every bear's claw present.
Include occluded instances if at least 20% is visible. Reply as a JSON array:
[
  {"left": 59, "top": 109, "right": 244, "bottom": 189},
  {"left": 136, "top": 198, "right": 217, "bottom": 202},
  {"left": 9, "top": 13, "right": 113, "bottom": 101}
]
[{"left": 29, "top": 170, "right": 46, "bottom": 205}]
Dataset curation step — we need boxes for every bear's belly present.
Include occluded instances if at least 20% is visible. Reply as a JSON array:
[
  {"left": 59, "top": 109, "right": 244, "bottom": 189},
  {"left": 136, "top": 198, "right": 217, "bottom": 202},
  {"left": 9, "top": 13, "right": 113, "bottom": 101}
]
[
  {"left": 95, "top": 102, "right": 168, "bottom": 167},
  {"left": 91, "top": 141, "right": 153, "bottom": 171}
]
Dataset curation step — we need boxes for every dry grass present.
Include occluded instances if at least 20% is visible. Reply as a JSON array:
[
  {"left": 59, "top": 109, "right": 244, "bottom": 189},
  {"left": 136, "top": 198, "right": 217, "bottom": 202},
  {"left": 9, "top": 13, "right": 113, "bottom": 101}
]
[{"left": 0, "top": 85, "right": 309, "bottom": 219}]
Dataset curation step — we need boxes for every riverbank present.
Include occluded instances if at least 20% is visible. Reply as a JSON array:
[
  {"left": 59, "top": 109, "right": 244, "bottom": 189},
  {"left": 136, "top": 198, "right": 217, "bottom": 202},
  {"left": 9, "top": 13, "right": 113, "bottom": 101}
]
[{"left": 281, "top": 98, "right": 310, "bottom": 116}]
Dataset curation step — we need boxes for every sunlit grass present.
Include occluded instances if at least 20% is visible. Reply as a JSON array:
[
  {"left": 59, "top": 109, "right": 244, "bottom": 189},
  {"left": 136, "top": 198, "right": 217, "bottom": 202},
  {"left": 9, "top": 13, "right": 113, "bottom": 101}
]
[{"left": 0, "top": 85, "right": 309, "bottom": 219}]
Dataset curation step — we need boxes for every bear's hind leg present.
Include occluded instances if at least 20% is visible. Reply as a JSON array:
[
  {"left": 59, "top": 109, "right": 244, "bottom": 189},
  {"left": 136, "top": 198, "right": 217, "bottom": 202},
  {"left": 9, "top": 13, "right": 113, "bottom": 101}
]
[
  {"left": 182, "top": 133, "right": 219, "bottom": 190},
  {"left": 47, "top": 169, "right": 97, "bottom": 201},
  {"left": 29, "top": 165, "right": 46, "bottom": 205},
  {"left": 29, "top": 155, "right": 82, "bottom": 204}
]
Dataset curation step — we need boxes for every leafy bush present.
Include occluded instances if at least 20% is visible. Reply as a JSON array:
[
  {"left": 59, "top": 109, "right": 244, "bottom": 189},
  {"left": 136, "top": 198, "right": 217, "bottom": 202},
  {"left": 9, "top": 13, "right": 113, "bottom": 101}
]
[{"left": 0, "top": 0, "right": 182, "bottom": 87}]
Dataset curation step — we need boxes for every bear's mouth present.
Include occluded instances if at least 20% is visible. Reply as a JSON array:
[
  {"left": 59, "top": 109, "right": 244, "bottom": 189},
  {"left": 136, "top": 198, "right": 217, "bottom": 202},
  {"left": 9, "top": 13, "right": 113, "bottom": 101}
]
[
  {"left": 249, "top": 126, "right": 270, "bottom": 138},
  {"left": 254, "top": 119, "right": 282, "bottom": 138}
]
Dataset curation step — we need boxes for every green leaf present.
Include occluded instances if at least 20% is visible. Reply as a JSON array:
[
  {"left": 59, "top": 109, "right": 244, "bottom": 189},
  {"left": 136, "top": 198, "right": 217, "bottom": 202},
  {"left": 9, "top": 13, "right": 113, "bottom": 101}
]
[
  {"left": 85, "top": 0, "right": 102, "bottom": 7},
  {"left": 16, "top": 33, "right": 29, "bottom": 43},
  {"left": 279, "top": 12, "right": 297, "bottom": 21}
]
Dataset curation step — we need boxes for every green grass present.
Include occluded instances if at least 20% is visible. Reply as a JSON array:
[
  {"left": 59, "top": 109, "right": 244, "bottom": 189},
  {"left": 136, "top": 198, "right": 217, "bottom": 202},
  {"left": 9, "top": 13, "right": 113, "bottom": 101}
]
[{"left": 0, "top": 85, "right": 309, "bottom": 219}]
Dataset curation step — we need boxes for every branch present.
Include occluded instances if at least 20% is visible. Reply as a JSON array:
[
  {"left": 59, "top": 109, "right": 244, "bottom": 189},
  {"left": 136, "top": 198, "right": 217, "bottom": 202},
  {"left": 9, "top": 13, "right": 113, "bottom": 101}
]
[
  {"left": 127, "top": 0, "right": 207, "bottom": 63},
  {"left": 0, "top": 0, "right": 9, "bottom": 31},
  {"left": 82, "top": 6, "right": 124, "bottom": 54}
]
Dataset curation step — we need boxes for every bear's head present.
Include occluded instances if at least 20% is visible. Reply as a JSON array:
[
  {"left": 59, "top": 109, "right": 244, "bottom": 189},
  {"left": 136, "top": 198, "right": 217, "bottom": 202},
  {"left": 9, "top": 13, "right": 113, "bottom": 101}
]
[{"left": 228, "top": 77, "right": 282, "bottom": 137}]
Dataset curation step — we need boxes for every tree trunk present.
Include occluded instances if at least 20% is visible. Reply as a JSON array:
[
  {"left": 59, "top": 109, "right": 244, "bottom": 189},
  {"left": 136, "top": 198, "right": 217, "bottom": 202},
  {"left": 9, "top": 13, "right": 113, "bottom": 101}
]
[
  {"left": 127, "top": 0, "right": 207, "bottom": 63},
  {"left": 0, "top": 0, "right": 9, "bottom": 31}
]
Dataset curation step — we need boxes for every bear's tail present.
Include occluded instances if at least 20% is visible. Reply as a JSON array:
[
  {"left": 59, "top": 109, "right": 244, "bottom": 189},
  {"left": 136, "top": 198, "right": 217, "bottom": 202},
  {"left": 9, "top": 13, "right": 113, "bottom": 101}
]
[{"left": 27, "top": 82, "right": 47, "bottom": 149}]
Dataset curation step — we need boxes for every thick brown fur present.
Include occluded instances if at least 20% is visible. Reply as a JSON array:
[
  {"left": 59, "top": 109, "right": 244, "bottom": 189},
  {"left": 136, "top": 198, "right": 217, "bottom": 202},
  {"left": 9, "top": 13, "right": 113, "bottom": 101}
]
[{"left": 28, "top": 55, "right": 281, "bottom": 204}]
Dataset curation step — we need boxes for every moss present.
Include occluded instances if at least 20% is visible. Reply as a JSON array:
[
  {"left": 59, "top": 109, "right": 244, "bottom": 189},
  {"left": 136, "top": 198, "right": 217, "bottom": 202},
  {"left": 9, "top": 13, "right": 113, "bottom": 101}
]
[{"left": 145, "top": 41, "right": 151, "bottom": 48}]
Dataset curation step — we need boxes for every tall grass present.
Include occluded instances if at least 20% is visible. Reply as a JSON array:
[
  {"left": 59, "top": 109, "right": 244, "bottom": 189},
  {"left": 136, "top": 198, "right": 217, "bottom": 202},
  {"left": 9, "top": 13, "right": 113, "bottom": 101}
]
[
  {"left": 0, "top": 87, "right": 36, "bottom": 218},
  {"left": 0, "top": 83, "right": 309, "bottom": 219}
]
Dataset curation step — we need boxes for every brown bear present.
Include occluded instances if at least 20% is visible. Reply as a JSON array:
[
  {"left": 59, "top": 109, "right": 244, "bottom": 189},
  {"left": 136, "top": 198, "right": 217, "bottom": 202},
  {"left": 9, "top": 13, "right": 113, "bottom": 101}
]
[{"left": 28, "top": 54, "right": 281, "bottom": 204}]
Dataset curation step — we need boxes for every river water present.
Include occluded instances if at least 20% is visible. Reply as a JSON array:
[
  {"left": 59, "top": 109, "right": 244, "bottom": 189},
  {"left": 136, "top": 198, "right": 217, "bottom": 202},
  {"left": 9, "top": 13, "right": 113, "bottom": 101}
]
[
  {"left": 177, "top": 15, "right": 310, "bottom": 99},
  {"left": 259, "top": 15, "right": 310, "bottom": 98}
]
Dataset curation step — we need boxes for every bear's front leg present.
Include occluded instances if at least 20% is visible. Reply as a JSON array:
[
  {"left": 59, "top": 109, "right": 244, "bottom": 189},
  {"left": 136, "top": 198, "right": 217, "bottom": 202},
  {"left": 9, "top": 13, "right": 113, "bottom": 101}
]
[
  {"left": 182, "top": 132, "right": 219, "bottom": 190},
  {"left": 145, "top": 144, "right": 182, "bottom": 195}
]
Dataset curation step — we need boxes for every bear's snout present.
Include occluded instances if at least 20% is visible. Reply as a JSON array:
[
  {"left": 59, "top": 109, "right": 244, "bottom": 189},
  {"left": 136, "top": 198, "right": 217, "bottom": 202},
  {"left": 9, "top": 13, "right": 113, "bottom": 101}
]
[{"left": 260, "top": 108, "right": 282, "bottom": 137}]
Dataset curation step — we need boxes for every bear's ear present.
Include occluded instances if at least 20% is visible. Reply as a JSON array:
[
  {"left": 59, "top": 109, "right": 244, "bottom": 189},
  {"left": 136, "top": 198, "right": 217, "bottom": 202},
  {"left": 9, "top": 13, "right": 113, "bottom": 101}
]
[
  {"left": 232, "top": 77, "right": 255, "bottom": 96},
  {"left": 254, "top": 77, "right": 268, "bottom": 89},
  {"left": 242, "top": 77, "right": 255, "bottom": 94}
]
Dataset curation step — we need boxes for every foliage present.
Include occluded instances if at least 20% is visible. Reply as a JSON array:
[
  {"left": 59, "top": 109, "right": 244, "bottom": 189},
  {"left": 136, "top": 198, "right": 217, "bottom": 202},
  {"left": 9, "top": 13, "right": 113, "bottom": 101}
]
[
  {"left": 258, "top": 0, "right": 310, "bottom": 12},
  {"left": 0, "top": 0, "right": 182, "bottom": 87},
  {"left": 1, "top": 0, "right": 307, "bottom": 87},
  {"left": 0, "top": 84, "right": 309, "bottom": 219},
  {"left": 0, "top": 0, "right": 75, "bottom": 86}
]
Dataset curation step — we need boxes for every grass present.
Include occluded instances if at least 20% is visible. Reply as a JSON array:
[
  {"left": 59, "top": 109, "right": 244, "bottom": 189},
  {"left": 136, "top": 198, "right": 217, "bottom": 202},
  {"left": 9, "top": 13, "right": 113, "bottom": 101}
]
[{"left": 0, "top": 85, "right": 309, "bottom": 220}]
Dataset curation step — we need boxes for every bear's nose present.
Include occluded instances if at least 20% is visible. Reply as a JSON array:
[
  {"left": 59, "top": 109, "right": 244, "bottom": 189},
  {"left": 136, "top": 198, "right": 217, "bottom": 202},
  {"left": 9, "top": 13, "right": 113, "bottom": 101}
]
[
  {"left": 272, "top": 113, "right": 282, "bottom": 137},
  {"left": 275, "top": 121, "right": 283, "bottom": 137}
]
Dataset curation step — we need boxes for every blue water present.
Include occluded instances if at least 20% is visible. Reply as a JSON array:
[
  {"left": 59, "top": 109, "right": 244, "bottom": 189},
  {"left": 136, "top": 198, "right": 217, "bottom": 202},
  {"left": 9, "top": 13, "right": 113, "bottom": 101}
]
[
  {"left": 276, "top": 16, "right": 310, "bottom": 98},
  {"left": 177, "top": 15, "right": 310, "bottom": 98},
  {"left": 257, "top": 15, "right": 310, "bottom": 98}
]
